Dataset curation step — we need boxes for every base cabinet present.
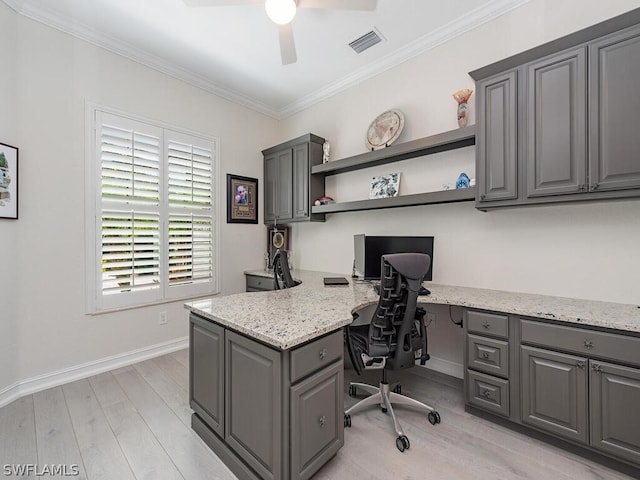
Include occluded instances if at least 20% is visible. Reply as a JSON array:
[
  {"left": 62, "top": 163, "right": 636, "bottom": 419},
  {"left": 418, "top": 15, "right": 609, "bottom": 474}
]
[
  {"left": 189, "top": 314, "right": 344, "bottom": 480},
  {"left": 519, "top": 318, "right": 640, "bottom": 467},
  {"left": 590, "top": 360, "right": 640, "bottom": 464},
  {"left": 464, "top": 308, "right": 640, "bottom": 470},
  {"left": 521, "top": 345, "right": 588, "bottom": 443}
]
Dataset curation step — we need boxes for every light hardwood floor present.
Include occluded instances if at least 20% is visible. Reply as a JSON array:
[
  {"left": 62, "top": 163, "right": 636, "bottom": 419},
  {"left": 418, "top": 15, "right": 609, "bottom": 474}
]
[{"left": 0, "top": 349, "right": 636, "bottom": 480}]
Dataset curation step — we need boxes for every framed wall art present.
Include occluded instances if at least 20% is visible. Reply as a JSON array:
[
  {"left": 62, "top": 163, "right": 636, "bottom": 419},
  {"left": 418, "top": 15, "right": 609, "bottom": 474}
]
[
  {"left": 0, "top": 142, "right": 18, "bottom": 219},
  {"left": 227, "top": 174, "right": 258, "bottom": 224}
]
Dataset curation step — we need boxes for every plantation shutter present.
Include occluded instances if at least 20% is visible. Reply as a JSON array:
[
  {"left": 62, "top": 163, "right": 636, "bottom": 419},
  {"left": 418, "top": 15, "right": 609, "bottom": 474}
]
[
  {"left": 165, "top": 132, "right": 215, "bottom": 298},
  {"left": 92, "top": 109, "right": 217, "bottom": 311}
]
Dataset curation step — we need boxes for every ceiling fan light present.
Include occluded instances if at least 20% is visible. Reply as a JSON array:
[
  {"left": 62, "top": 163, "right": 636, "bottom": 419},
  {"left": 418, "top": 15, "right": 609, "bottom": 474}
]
[{"left": 265, "top": 0, "right": 297, "bottom": 25}]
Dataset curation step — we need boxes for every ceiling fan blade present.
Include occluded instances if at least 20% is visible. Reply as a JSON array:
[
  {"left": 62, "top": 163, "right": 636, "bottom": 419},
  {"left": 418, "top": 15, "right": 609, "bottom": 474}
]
[
  {"left": 297, "top": 0, "right": 377, "bottom": 10},
  {"left": 182, "top": 0, "right": 262, "bottom": 7},
  {"left": 278, "top": 23, "right": 297, "bottom": 65}
]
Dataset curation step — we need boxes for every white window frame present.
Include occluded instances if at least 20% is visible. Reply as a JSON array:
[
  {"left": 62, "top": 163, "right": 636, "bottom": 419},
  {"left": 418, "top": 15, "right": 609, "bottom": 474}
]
[{"left": 85, "top": 103, "right": 220, "bottom": 313}]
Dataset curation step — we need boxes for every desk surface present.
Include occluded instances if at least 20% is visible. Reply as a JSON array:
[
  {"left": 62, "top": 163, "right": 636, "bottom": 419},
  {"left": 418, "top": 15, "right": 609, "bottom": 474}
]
[{"left": 185, "top": 270, "right": 640, "bottom": 350}]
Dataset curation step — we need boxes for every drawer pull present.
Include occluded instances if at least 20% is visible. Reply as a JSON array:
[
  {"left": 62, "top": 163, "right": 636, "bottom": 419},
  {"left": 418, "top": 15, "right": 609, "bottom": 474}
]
[
  {"left": 319, "top": 415, "right": 326, "bottom": 427},
  {"left": 482, "top": 321, "right": 491, "bottom": 329},
  {"left": 319, "top": 348, "right": 327, "bottom": 360},
  {"left": 576, "top": 361, "right": 585, "bottom": 369},
  {"left": 481, "top": 389, "right": 492, "bottom": 398},
  {"left": 481, "top": 352, "right": 490, "bottom": 360},
  {"left": 584, "top": 339, "right": 594, "bottom": 350}
]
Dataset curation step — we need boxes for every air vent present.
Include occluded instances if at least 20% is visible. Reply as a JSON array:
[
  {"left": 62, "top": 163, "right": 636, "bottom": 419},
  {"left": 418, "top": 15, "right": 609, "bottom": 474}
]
[{"left": 349, "top": 28, "right": 383, "bottom": 54}]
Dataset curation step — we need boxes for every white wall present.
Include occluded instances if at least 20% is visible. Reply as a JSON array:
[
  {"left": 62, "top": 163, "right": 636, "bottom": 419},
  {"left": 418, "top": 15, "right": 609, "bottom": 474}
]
[
  {"left": 0, "top": 3, "right": 20, "bottom": 395},
  {"left": 281, "top": 0, "right": 640, "bottom": 372},
  {"left": 0, "top": 2, "right": 277, "bottom": 398}
]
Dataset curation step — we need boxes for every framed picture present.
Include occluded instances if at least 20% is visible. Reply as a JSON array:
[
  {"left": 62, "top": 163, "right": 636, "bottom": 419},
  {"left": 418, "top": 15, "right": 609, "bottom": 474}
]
[
  {"left": 0, "top": 142, "right": 18, "bottom": 219},
  {"left": 370, "top": 172, "right": 400, "bottom": 199},
  {"left": 227, "top": 174, "right": 258, "bottom": 224},
  {"left": 266, "top": 226, "right": 289, "bottom": 269}
]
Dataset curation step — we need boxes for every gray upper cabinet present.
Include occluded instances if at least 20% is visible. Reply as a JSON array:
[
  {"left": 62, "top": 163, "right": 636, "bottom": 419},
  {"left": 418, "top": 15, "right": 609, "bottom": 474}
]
[
  {"left": 471, "top": 9, "right": 640, "bottom": 209},
  {"left": 476, "top": 70, "right": 518, "bottom": 203},
  {"left": 526, "top": 47, "right": 587, "bottom": 197},
  {"left": 264, "top": 150, "right": 293, "bottom": 223},
  {"left": 589, "top": 25, "right": 640, "bottom": 192},
  {"left": 263, "top": 134, "right": 325, "bottom": 225}
]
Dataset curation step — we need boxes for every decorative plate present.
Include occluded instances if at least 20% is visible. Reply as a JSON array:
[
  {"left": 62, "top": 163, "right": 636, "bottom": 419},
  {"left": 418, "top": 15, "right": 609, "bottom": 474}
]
[{"left": 365, "top": 109, "right": 405, "bottom": 151}]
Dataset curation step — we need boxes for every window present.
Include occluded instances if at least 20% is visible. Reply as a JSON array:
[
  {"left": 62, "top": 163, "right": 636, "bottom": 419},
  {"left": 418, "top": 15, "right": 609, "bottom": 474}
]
[{"left": 87, "top": 107, "right": 218, "bottom": 312}]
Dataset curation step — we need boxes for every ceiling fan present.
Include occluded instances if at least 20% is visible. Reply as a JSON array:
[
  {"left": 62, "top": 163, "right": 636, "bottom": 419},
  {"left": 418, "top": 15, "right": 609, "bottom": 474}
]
[{"left": 183, "top": 0, "right": 378, "bottom": 65}]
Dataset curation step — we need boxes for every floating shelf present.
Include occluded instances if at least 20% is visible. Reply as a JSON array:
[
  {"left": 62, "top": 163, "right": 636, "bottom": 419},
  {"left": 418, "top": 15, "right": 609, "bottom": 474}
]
[
  {"left": 311, "top": 125, "right": 475, "bottom": 176},
  {"left": 311, "top": 187, "right": 476, "bottom": 214}
]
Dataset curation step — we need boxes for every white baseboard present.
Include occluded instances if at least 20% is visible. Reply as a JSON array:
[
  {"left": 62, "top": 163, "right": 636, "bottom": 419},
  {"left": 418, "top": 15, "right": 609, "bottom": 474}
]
[
  {"left": 419, "top": 356, "right": 464, "bottom": 379},
  {"left": 0, "top": 337, "right": 188, "bottom": 409}
]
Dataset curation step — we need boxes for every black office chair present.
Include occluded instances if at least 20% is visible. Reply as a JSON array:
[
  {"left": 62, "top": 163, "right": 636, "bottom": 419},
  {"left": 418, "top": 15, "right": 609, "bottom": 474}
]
[
  {"left": 344, "top": 253, "right": 440, "bottom": 452},
  {"left": 272, "top": 249, "right": 300, "bottom": 289}
]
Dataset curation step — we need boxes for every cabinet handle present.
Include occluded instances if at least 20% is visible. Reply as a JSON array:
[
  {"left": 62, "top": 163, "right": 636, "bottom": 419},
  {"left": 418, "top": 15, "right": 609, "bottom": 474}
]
[
  {"left": 481, "top": 389, "right": 492, "bottom": 398},
  {"left": 592, "top": 364, "right": 602, "bottom": 373},
  {"left": 592, "top": 183, "right": 600, "bottom": 191},
  {"left": 481, "top": 352, "right": 490, "bottom": 360},
  {"left": 578, "top": 184, "right": 586, "bottom": 191},
  {"left": 318, "top": 415, "right": 326, "bottom": 427},
  {"left": 319, "top": 348, "right": 327, "bottom": 360},
  {"left": 482, "top": 321, "right": 491, "bottom": 329},
  {"left": 576, "top": 360, "right": 585, "bottom": 369},
  {"left": 584, "top": 339, "right": 594, "bottom": 350},
  {"left": 480, "top": 194, "right": 487, "bottom": 200}
]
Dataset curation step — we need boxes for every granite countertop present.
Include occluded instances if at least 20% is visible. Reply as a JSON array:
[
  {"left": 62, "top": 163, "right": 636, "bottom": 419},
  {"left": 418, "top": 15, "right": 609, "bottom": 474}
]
[{"left": 185, "top": 270, "right": 640, "bottom": 350}]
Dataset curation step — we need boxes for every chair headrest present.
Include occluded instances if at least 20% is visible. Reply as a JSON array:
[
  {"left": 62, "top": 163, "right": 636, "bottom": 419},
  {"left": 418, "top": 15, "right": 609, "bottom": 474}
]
[{"left": 383, "top": 253, "right": 431, "bottom": 281}]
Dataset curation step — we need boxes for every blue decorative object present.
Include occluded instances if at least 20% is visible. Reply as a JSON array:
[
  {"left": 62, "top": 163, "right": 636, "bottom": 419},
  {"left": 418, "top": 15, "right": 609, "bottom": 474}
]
[{"left": 456, "top": 172, "right": 470, "bottom": 189}]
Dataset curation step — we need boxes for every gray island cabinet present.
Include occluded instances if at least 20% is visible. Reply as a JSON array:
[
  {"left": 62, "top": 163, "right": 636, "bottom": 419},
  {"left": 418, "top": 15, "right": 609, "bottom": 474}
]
[{"left": 189, "top": 313, "right": 344, "bottom": 480}]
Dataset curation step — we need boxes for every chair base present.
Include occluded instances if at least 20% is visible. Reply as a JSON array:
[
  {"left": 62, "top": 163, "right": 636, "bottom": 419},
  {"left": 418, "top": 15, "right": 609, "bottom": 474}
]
[{"left": 344, "top": 380, "right": 440, "bottom": 451}]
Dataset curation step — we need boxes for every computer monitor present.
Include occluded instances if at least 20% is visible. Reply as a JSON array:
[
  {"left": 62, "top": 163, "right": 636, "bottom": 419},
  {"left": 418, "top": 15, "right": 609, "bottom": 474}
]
[{"left": 354, "top": 234, "right": 434, "bottom": 281}]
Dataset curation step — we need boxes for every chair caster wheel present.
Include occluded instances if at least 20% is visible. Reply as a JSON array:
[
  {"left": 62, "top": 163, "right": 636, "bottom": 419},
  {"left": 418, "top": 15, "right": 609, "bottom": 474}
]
[
  {"left": 392, "top": 384, "right": 402, "bottom": 394},
  {"left": 348, "top": 385, "right": 357, "bottom": 397},
  {"left": 396, "top": 435, "right": 410, "bottom": 452},
  {"left": 428, "top": 411, "right": 441, "bottom": 425},
  {"left": 344, "top": 414, "right": 351, "bottom": 428}
]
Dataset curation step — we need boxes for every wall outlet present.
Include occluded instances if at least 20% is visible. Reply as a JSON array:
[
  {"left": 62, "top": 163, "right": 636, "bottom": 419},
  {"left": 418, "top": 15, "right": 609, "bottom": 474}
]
[
  {"left": 159, "top": 311, "right": 168, "bottom": 325},
  {"left": 426, "top": 312, "right": 436, "bottom": 326}
]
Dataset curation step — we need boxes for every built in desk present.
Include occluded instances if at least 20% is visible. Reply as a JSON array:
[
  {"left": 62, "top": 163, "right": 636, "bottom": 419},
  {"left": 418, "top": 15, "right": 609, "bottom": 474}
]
[{"left": 186, "top": 270, "right": 640, "bottom": 478}]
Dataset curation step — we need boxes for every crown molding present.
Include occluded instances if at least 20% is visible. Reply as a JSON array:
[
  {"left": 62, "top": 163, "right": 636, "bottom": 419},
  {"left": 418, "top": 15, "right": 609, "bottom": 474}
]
[
  {"left": 3, "top": 0, "right": 530, "bottom": 120},
  {"left": 279, "top": 0, "right": 531, "bottom": 118}
]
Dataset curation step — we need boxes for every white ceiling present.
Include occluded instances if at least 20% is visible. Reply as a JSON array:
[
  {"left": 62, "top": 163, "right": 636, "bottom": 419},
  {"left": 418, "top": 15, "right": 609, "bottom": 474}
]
[{"left": 4, "top": 0, "right": 529, "bottom": 118}]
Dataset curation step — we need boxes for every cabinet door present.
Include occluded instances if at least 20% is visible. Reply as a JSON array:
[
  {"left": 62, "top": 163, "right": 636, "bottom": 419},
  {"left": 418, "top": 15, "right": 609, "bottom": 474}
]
[
  {"left": 276, "top": 149, "right": 293, "bottom": 221},
  {"left": 189, "top": 315, "right": 224, "bottom": 437},
  {"left": 526, "top": 47, "right": 587, "bottom": 197},
  {"left": 590, "top": 360, "right": 640, "bottom": 465},
  {"left": 291, "top": 361, "right": 344, "bottom": 480},
  {"left": 292, "top": 143, "right": 310, "bottom": 220},
  {"left": 589, "top": 26, "right": 640, "bottom": 192},
  {"left": 264, "top": 153, "right": 277, "bottom": 223},
  {"left": 521, "top": 345, "right": 588, "bottom": 444},
  {"left": 225, "top": 331, "right": 282, "bottom": 480},
  {"left": 476, "top": 70, "right": 519, "bottom": 203}
]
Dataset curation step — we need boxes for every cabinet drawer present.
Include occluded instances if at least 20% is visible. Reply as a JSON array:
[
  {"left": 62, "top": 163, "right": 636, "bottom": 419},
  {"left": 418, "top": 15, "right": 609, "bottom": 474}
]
[
  {"left": 467, "top": 334, "right": 509, "bottom": 378},
  {"left": 291, "top": 330, "right": 343, "bottom": 383},
  {"left": 245, "top": 274, "right": 274, "bottom": 292},
  {"left": 521, "top": 319, "right": 640, "bottom": 366},
  {"left": 467, "top": 310, "right": 509, "bottom": 339},
  {"left": 466, "top": 369, "right": 510, "bottom": 417}
]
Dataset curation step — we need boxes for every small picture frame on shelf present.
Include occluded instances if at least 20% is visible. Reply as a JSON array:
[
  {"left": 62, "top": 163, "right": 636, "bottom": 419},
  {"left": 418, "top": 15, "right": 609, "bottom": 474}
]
[{"left": 370, "top": 173, "right": 400, "bottom": 199}]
